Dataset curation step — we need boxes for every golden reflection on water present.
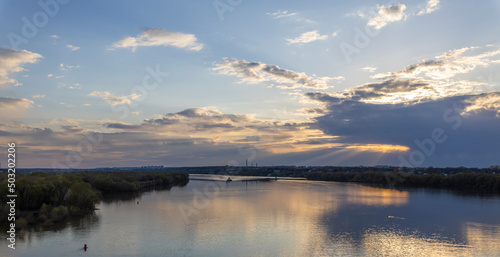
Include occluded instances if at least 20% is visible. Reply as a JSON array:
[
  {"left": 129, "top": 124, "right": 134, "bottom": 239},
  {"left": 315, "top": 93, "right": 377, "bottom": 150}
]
[
  {"left": 465, "top": 222, "right": 500, "bottom": 255},
  {"left": 362, "top": 228, "right": 477, "bottom": 257},
  {"left": 361, "top": 223, "right": 500, "bottom": 257},
  {"left": 347, "top": 185, "right": 409, "bottom": 207},
  {"left": 153, "top": 181, "right": 414, "bottom": 256}
]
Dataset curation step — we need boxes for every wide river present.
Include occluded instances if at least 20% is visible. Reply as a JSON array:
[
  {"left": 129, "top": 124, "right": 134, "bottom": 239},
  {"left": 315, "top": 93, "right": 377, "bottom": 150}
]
[{"left": 3, "top": 175, "right": 500, "bottom": 257}]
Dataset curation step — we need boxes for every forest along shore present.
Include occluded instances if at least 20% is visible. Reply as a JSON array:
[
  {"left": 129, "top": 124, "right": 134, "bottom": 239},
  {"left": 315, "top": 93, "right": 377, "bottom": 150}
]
[
  {"left": 0, "top": 171, "right": 189, "bottom": 228},
  {"left": 305, "top": 172, "right": 500, "bottom": 194}
]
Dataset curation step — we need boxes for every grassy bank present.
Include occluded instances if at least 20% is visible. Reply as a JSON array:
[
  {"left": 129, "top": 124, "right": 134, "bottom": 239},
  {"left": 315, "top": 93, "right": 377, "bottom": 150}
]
[
  {"left": 0, "top": 171, "right": 189, "bottom": 228},
  {"left": 305, "top": 172, "right": 500, "bottom": 194}
]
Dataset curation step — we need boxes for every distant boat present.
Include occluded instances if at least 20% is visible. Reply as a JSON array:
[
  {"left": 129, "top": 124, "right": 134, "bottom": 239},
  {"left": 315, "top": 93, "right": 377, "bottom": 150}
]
[{"left": 226, "top": 177, "right": 232, "bottom": 182}]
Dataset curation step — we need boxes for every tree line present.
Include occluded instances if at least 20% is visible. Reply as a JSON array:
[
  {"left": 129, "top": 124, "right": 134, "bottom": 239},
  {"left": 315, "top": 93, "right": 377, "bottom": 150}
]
[
  {"left": 305, "top": 172, "right": 500, "bottom": 194},
  {"left": 0, "top": 171, "right": 189, "bottom": 228}
]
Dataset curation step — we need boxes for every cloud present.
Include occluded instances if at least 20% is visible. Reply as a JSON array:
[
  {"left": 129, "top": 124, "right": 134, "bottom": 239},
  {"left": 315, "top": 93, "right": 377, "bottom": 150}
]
[
  {"left": 89, "top": 91, "right": 142, "bottom": 106},
  {"left": 372, "top": 46, "right": 500, "bottom": 80},
  {"left": 267, "top": 10, "right": 297, "bottom": 19},
  {"left": 110, "top": 28, "right": 204, "bottom": 52},
  {"left": 353, "top": 46, "right": 500, "bottom": 105},
  {"left": 213, "top": 58, "right": 341, "bottom": 89},
  {"left": 302, "top": 45, "right": 500, "bottom": 167},
  {"left": 0, "top": 48, "right": 42, "bottom": 86},
  {"left": 358, "top": 1, "right": 439, "bottom": 30},
  {"left": 143, "top": 107, "right": 249, "bottom": 129},
  {"left": 267, "top": 10, "right": 313, "bottom": 23},
  {"left": 364, "top": 4, "right": 407, "bottom": 30},
  {"left": 10, "top": 98, "right": 497, "bottom": 168},
  {"left": 60, "top": 63, "right": 80, "bottom": 71},
  {"left": 0, "top": 97, "right": 34, "bottom": 109},
  {"left": 362, "top": 66, "right": 377, "bottom": 73},
  {"left": 104, "top": 122, "right": 142, "bottom": 130},
  {"left": 66, "top": 44, "right": 80, "bottom": 51},
  {"left": 0, "top": 106, "right": 344, "bottom": 167},
  {"left": 68, "top": 84, "right": 81, "bottom": 90},
  {"left": 61, "top": 125, "right": 84, "bottom": 133},
  {"left": 331, "top": 78, "right": 483, "bottom": 105},
  {"left": 464, "top": 92, "right": 500, "bottom": 117},
  {"left": 102, "top": 107, "right": 341, "bottom": 157},
  {"left": 286, "top": 30, "right": 329, "bottom": 44},
  {"left": 418, "top": 0, "right": 440, "bottom": 15},
  {"left": 306, "top": 91, "right": 500, "bottom": 167},
  {"left": 32, "top": 94, "right": 46, "bottom": 98}
]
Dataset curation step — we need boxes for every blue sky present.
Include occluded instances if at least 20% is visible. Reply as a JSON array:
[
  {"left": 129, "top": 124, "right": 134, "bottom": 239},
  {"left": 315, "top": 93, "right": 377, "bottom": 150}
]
[{"left": 1, "top": 0, "right": 499, "bottom": 168}]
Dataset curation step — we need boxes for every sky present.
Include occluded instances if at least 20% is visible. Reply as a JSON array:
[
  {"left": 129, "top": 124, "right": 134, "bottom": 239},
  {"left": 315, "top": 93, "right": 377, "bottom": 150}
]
[{"left": 0, "top": 0, "right": 499, "bottom": 168}]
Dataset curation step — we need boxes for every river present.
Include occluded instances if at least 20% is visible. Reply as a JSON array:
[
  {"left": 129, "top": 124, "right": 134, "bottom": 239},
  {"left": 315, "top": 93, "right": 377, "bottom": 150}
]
[{"left": 3, "top": 175, "right": 500, "bottom": 256}]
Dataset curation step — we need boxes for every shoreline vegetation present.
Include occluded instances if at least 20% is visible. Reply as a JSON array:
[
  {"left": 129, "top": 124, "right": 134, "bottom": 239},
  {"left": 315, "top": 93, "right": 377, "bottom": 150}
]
[
  {"left": 0, "top": 171, "right": 188, "bottom": 229},
  {"left": 305, "top": 172, "right": 500, "bottom": 195}
]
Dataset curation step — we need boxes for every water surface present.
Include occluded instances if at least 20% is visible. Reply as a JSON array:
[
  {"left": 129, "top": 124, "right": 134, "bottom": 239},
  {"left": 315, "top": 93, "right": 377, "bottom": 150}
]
[{"left": 3, "top": 175, "right": 500, "bottom": 256}]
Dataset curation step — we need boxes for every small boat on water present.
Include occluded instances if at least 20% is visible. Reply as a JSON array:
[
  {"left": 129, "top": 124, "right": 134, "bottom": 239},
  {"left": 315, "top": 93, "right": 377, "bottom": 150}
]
[{"left": 226, "top": 177, "right": 232, "bottom": 182}]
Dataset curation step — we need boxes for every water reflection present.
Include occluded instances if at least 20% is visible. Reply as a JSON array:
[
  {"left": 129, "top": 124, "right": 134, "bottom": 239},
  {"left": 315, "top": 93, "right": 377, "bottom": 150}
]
[
  {"left": 168, "top": 180, "right": 499, "bottom": 256},
  {"left": 346, "top": 185, "right": 409, "bottom": 206},
  {"left": 358, "top": 223, "right": 500, "bottom": 257},
  {"left": 362, "top": 228, "right": 472, "bottom": 257},
  {"left": 465, "top": 222, "right": 500, "bottom": 255}
]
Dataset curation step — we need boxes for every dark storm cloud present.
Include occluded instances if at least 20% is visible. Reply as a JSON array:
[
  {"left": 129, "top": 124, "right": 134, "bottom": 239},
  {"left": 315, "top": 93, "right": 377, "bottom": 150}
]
[{"left": 307, "top": 92, "right": 500, "bottom": 167}]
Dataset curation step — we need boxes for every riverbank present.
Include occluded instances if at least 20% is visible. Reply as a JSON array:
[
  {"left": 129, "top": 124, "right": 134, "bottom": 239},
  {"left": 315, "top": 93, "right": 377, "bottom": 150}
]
[
  {"left": 0, "top": 171, "right": 189, "bottom": 229},
  {"left": 305, "top": 172, "right": 500, "bottom": 194}
]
